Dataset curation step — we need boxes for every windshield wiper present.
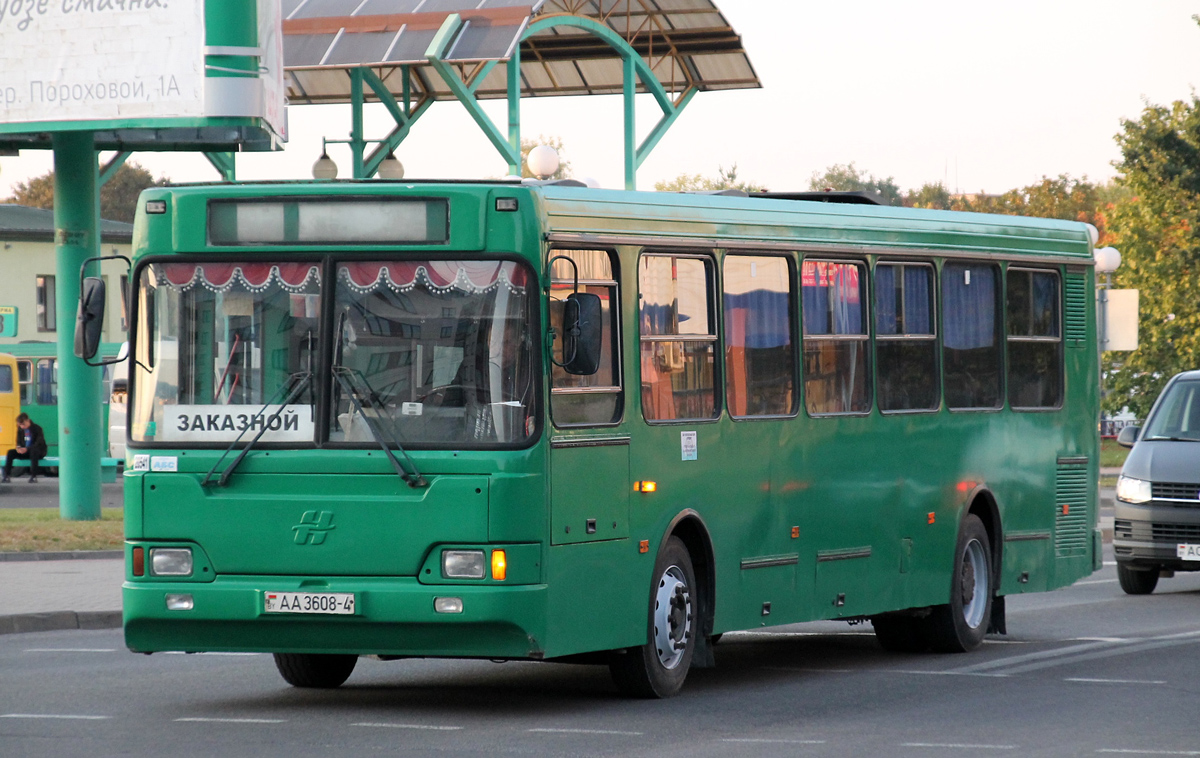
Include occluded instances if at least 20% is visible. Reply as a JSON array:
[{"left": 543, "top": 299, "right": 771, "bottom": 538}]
[
  {"left": 1144, "top": 435, "right": 1200, "bottom": 442},
  {"left": 331, "top": 365, "right": 427, "bottom": 488},
  {"left": 201, "top": 371, "right": 312, "bottom": 487}
]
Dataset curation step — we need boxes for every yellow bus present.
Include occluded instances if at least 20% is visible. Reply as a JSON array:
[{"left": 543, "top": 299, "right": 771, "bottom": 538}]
[{"left": 0, "top": 353, "right": 19, "bottom": 456}]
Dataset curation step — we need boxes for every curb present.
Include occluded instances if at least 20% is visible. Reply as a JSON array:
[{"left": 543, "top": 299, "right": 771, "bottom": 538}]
[
  {"left": 0, "top": 610, "right": 122, "bottom": 635},
  {"left": 0, "top": 550, "right": 123, "bottom": 562}
]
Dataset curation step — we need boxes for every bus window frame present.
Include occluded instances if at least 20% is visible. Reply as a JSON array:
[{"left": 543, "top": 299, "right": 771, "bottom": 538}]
[
  {"left": 637, "top": 249, "right": 722, "bottom": 425},
  {"left": 800, "top": 256, "right": 872, "bottom": 418},
  {"left": 874, "top": 259, "right": 941, "bottom": 416},
  {"left": 1005, "top": 265, "right": 1064, "bottom": 413},
  {"left": 548, "top": 247, "right": 625, "bottom": 429},
  {"left": 942, "top": 259, "right": 1005, "bottom": 414},
  {"left": 721, "top": 251, "right": 799, "bottom": 422}
]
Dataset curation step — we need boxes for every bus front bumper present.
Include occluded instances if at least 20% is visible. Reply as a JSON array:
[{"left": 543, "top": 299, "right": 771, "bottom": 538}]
[{"left": 123, "top": 576, "right": 550, "bottom": 659}]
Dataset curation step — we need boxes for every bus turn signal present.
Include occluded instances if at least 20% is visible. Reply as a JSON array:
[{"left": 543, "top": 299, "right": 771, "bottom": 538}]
[{"left": 491, "top": 550, "right": 507, "bottom": 581}]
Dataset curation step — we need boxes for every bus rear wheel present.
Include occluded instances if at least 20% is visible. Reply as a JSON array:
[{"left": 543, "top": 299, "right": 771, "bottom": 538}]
[
  {"left": 928, "top": 514, "right": 993, "bottom": 653},
  {"left": 609, "top": 536, "right": 696, "bottom": 698},
  {"left": 273, "top": 653, "right": 358, "bottom": 688},
  {"left": 1117, "top": 563, "right": 1159, "bottom": 595}
]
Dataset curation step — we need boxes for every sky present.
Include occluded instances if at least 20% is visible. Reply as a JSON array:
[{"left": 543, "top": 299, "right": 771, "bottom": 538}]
[{"left": 2, "top": 0, "right": 1199, "bottom": 197}]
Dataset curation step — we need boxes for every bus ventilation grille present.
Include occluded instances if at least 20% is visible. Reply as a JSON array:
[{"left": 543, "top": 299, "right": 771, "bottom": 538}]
[
  {"left": 1063, "top": 273, "right": 1088, "bottom": 347},
  {"left": 1055, "top": 462, "right": 1090, "bottom": 557}
]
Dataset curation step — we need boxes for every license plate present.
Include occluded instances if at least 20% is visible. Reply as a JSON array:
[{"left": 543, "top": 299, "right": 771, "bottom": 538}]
[
  {"left": 264, "top": 592, "right": 355, "bottom": 615},
  {"left": 1177, "top": 544, "right": 1200, "bottom": 561}
]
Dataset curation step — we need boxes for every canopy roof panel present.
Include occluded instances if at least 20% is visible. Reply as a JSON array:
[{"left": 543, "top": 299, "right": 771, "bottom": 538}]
[{"left": 283, "top": 0, "right": 759, "bottom": 105}]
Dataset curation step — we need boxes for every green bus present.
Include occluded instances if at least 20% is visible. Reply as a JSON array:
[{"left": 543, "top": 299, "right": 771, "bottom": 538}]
[{"left": 107, "top": 181, "right": 1100, "bottom": 698}]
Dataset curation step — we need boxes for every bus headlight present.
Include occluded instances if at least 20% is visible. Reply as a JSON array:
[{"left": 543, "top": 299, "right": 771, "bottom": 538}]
[
  {"left": 442, "top": 550, "right": 485, "bottom": 579},
  {"left": 1116, "top": 475, "right": 1152, "bottom": 504},
  {"left": 150, "top": 548, "right": 193, "bottom": 576}
]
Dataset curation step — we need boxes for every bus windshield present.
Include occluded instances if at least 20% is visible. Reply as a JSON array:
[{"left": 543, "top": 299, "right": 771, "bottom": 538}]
[
  {"left": 130, "top": 258, "right": 536, "bottom": 448},
  {"left": 330, "top": 260, "right": 534, "bottom": 447}
]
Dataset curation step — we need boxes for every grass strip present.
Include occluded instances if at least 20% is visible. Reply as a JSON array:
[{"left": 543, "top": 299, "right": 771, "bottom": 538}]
[{"left": 0, "top": 508, "right": 123, "bottom": 553}]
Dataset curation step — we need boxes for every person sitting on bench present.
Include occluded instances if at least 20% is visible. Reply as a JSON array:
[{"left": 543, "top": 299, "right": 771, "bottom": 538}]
[{"left": 3, "top": 413, "right": 47, "bottom": 483}]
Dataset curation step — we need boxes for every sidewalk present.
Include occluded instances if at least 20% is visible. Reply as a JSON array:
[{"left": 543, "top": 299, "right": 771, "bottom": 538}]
[{"left": 0, "top": 553, "right": 123, "bottom": 634}]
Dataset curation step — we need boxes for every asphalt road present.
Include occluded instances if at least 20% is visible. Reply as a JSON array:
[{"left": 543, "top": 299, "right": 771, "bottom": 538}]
[{"left": 2, "top": 547, "right": 1198, "bottom": 758}]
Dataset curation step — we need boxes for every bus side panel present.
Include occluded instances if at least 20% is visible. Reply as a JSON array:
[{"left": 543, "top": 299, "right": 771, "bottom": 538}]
[{"left": 543, "top": 540, "right": 646, "bottom": 658}]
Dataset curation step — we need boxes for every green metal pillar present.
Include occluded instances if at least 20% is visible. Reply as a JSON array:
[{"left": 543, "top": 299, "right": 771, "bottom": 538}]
[
  {"left": 350, "top": 69, "right": 366, "bottom": 179},
  {"left": 507, "top": 45, "right": 521, "bottom": 176},
  {"left": 622, "top": 54, "right": 636, "bottom": 190},
  {"left": 52, "top": 132, "right": 102, "bottom": 521}
]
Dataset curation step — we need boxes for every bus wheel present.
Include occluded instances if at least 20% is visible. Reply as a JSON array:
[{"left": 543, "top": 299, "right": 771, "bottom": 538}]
[
  {"left": 609, "top": 536, "right": 696, "bottom": 698},
  {"left": 928, "top": 514, "right": 992, "bottom": 653},
  {"left": 872, "top": 616, "right": 929, "bottom": 653},
  {"left": 273, "top": 653, "right": 358, "bottom": 688},
  {"left": 1117, "top": 563, "right": 1159, "bottom": 595}
]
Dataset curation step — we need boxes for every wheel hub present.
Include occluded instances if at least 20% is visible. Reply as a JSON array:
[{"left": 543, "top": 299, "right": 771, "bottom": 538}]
[{"left": 653, "top": 566, "right": 692, "bottom": 669}]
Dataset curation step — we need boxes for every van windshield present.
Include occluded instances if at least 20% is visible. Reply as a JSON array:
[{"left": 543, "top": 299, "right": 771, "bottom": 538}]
[{"left": 1143, "top": 379, "right": 1200, "bottom": 441}]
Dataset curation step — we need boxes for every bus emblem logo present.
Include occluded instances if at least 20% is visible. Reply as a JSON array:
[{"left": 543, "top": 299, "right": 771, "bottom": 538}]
[{"left": 292, "top": 511, "right": 336, "bottom": 545}]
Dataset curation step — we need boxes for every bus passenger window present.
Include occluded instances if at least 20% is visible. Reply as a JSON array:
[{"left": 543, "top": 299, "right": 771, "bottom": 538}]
[
  {"left": 1007, "top": 268, "right": 1062, "bottom": 409},
  {"left": 639, "top": 254, "right": 717, "bottom": 422},
  {"left": 801, "top": 260, "right": 869, "bottom": 415},
  {"left": 36, "top": 359, "right": 57, "bottom": 406},
  {"left": 0, "top": 364, "right": 12, "bottom": 394},
  {"left": 875, "top": 263, "right": 939, "bottom": 412},
  {"left": 17, "top": 360, "right": 33, "bottom": 407},
  {"left": 550, "top": 250, "right": 622, "bottom": 426},
  {"left": 943, "top": 262, "right": 1002, "bottom": 410},
  {"left": 723, "top": 255, "right": 795, "bottom": 417}
]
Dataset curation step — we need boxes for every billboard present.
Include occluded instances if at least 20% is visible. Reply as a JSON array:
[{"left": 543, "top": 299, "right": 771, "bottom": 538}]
[{"left": 0, "top": 0, "right": 285, "bottom": 143}]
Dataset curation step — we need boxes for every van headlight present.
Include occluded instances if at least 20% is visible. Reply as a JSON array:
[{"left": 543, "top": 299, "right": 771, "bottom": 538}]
[{"left": 1116, "top": 475, "right": 1152, "bottom": 504}]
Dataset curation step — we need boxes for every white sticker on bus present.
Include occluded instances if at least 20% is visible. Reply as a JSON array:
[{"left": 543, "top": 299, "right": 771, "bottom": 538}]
[
  {"left": 131, "top": 455, "right": 150, "bottom": 472},
  {"left": 159, "top": 405, "right": 315, "bottom": 443},
  {"left": 151, "top": 457, "right": 178, "bottom": 472},
  {"left": 681, "top": 431, "right": 698, "bottom": 461}
]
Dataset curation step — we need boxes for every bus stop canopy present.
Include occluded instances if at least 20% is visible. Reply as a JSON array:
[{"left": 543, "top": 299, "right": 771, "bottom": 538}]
[{"left": 282, "top": 0, "right": 760, "bottom": 105}]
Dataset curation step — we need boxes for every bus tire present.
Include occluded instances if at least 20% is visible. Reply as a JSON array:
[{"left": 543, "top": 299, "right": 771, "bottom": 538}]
[
  {"left": 1117, "top": 563, "right": 1159, "bottom": 595},
  {"left": 872, "top": 615, "right": 929, "bottom": 653},
  {"left": 928, "top": 514, "right": 993, "bottom": 653},
  {"left": 273, "top": 653, "right": 358, "bottom": 688},
  {"left": 609, "top": 536, "right": 696, "bottom": 698}
]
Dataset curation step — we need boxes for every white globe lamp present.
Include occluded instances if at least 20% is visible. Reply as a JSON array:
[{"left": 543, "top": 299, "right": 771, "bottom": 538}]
[
  {"left": 377, "top": 151, "right": 405, "bottom": 180},
  {"left": 312, "top": 151, "right": 338, "bottom": 180},
  {"left": 1094, "top": 246, "right": 1121, "bottom": 274},
  {"left": 526, "top": 145, "right": 560, "bottom": 180}
]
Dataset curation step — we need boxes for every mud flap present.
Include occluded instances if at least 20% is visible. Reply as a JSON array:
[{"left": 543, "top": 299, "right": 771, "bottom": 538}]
[
  {"left": 691, "top": 633, "right": 717, "bottom": 669},
  {"left": 987, "top": 594, "right": 1006, "bottom": 635}
]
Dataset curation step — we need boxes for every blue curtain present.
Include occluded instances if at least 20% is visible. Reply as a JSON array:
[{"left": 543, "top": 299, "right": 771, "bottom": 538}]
[{"left": 943, "top": 264, "right": 996, "bottom": 349}]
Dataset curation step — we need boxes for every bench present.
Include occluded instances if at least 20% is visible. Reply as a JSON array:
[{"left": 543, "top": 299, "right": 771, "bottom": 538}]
[{"left": 8, "top": 456, "right": 120, "bottom": 483}]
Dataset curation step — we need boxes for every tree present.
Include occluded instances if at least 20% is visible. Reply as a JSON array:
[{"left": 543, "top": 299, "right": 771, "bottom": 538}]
[
  {"left": 521, "top": 136, "right": 572, "bottom": 180},
  {"left": 655, "top": 164, "right": 765, "bottom": 193},
  {"left": 808, "top": 163, "right": 903, "bottom": 206},
  {"left": 6, "top": 161, "right": 168, "bottom": 224},
  {"left": 1101, "top": 96, "right": 1200, "bottom": 417},
  {"left": 905, "top": 182, "right": 953, "bottom": 210}
]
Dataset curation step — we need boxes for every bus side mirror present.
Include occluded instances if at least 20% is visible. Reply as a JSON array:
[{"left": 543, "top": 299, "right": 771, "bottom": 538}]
[
  {"left": 1116, "top": 425, "right": 1140, "bottom": 448},
  {"left": 74, "top": 276, "right": 106, "bottom": 360},
  {"left": 561, "top": 292, "right": 602, "bottom": 375}
]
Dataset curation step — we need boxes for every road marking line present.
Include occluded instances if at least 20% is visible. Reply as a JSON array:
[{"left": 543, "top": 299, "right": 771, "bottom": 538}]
[
  {"left": 951, "top": 639, "right": 1121, "bottom": 673},
  {"left": 724, "top": 738, "right": 826, "bottom": 744},
  {"left": 1002, "top": 635, "right": 1200, "bottom": 675},
  {"left": 174, "top": 717, "right": 286, "bottom": 724},
  {"left": 891, "top": 670, "right": 1008, "bottom": 677},
  {"left": 761, "top": 666, "right": 852, "bottom": 673},
  {"left": 163, "top": 647, "right": 261, "bottom": 652},
  {"left": 23, "top": 648, "right": 117, "bottom": 653},
  {"left": 1102, "top": 561, "right": 1118, "bottom": 566},
  {"left": 352, "top": 723, "right": 463, "bottom": 731},
  {"left": 1076, "top": 579, "right": 1120, "bottom": 586},
  {"left": 1097, "top": 750, "right": 1200, "bottom": 755},
  {"left": 529, "top": 728, "right": 643, "bottom": 736},
  {"left": 1, "top": 714, "right": 110, "bottom": 720},
  {"left": 901, "top": 743, "right": 1016, "bottom": 750},
  {"left": 1066, "top": 677, "right": 1167, "bottom": 685}
]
